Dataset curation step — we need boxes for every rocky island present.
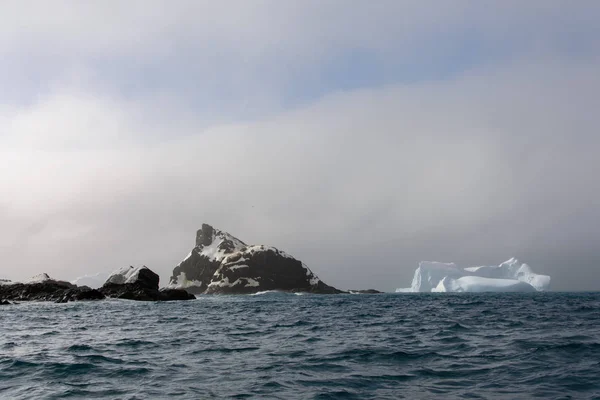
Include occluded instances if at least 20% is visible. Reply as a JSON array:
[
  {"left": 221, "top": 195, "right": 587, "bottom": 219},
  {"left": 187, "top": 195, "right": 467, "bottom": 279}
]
[
  {"left": 0, "top": 273, "right": 104, "bottom": 303},
  {"left": 0, "top": 267, "right": 194, "bottom": 303},
  {"left": 1, "top": 223, "right": 362, "bottom": 302},
  {"left": 168, "top": 223, "right": 343, "bottom": 295}
]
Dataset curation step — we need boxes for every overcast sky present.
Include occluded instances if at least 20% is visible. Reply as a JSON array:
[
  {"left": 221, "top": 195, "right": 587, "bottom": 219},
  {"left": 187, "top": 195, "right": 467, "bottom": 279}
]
[{"left": 1, "top": 1, "right": 599, "bottom": 291}]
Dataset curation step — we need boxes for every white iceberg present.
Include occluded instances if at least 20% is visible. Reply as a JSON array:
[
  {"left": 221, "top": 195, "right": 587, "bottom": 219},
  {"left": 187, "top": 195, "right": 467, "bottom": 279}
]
[
  {"left": 432, "top": 276, "right": 536, "bottom": 293},
  {"left": 397, "top": 258, "right": 550, "bottom": 293},
  {"left": 70, "top": 272, "right": 109, "bottom": 289}
]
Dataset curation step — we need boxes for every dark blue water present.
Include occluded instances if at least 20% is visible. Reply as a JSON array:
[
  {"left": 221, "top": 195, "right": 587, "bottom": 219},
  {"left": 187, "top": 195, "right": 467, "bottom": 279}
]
[{"left": 1, "top": 293, "right": 600, "bottom": 399}]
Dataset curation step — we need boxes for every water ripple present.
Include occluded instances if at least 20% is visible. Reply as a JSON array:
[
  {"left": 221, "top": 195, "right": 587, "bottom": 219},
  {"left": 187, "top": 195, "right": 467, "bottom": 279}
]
[{"left": 1, "top": 293, "right": 600, "bottom": 399}]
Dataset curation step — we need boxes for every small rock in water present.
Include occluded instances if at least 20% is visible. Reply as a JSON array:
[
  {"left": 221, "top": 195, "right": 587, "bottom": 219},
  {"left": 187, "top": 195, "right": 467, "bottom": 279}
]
[{"left": 348, "top": 289, "right": 383, "bottom": 294}]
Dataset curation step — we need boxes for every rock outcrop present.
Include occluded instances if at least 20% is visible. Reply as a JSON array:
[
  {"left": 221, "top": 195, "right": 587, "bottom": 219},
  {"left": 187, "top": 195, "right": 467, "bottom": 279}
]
[
  {"left": 168, "top": 224, "right": 342, "bottom": 295},
  {"left": 348, "top": 289, "right": 383, "bottom": 294},
  {"left": 0, "top": 274, "right": 104, "bottom": 303},
  {"left": 100, "top": 266, "right": 195, "bottom": 301}
]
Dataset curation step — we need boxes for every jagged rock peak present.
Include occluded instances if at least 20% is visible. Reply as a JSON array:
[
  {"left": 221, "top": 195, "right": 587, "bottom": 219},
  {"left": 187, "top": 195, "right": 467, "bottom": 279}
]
[
  {"left": 194, "top": 223, "right": 246, "bottom": 255},
  {"left": 196, "top": 223, "right": 214, "bottom": 246},
  {"left": 170, "top": 224, "right": 342, "bottom": 295}
]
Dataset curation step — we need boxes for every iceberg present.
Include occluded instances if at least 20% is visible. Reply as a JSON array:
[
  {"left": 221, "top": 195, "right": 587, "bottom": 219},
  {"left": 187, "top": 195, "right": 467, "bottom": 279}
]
[
  {"left": 70, "top": 272, "right": 109, "bottom": 289},
  {"left": 397, "top": 258, "right": 550, "bottom": 293},
  {"left": 432, "top": 276, "right": 536, "bottom": 293}
]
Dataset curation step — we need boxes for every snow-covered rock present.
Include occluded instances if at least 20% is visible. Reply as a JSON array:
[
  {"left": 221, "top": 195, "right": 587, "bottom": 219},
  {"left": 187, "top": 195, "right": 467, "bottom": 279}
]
[
  {"left": 169, "top": 223, "right": 341, "bottom": 295},
  {"left": 25, "top": 273, "right": 53, "bottom": 284},
  {"left": 101, "top": 265, "right": 195, "bottom": 301},
  {"left": 105, "top": 266, "right": 158, "bottom": 286},
  {"left": 396, "top": 258, "right": 550, "bottom": 293}
]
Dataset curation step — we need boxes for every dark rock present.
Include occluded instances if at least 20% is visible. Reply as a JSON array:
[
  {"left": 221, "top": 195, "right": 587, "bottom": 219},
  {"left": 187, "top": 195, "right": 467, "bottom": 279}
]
[
  {"left": 0, "top": 299, "right": 11, "bottom": 305},
  {"left": 100, "top": 266, "right": 195, "bottom": 301},
  {"left": 159, "top": 288, "right": 196, "bottom": 301},
  {"left": 170, "top": 226, "right": 247, "bottom": 294},
  {"left": 0, "top": 276, "right": 105, "bottom": 303},
  {"left": 170, "top": 224, "right": 343, "bottom": 295},
  {"left": 206, "top": 247, "right": 342, "bottom": 295},
  {"left": 136, "top": 268, "right": 160, "bottom": 289},
  {"left": 55, "top": 287, "right": 106, "bottom": 303},
  {"left": 348, "top": 289, "right": 383, "bottom": 294},
  {"left": 169, "top": 250, "right": 223, "bottom": 295},
  {"left": 100, "top": 282, "right": 156, "bottom": 301},
  {"left": 197, "top": 223, "right": 215, "bottom": 246},
  {"left": 104, "top": 265, "right": 160, "bottom": 289}
]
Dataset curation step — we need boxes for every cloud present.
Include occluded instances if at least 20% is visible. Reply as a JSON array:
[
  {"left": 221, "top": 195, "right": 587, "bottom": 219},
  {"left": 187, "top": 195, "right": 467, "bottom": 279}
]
[
  {"left": 2, "top": 2, "right": 599, "bottom": 111},
  {"left": 1, "top": 53, "right": 599, "bottom": 290},
  {"left": 0, "top": 2, "right": 599, "bottom": 290}
]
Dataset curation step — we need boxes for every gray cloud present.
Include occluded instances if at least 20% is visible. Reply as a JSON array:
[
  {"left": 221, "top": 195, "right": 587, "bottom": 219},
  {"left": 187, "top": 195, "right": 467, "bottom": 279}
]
[
  {"left": 0, "top": 2, "right": 599, "bottom": 290},
  {"left": 2, "top": 2, "right": 599, "bottom": 112}
]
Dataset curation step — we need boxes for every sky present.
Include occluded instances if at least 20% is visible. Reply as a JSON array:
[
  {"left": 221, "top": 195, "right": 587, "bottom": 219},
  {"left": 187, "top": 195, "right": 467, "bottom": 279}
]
[{"left": 1, "top": 1, "right": 599, "bottom": 291}]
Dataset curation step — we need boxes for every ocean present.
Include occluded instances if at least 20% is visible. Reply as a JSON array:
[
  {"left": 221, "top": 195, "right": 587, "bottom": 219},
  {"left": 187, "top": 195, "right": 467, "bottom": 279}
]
[{"left": 1, "top": 293, "right": 599, "bottom": 399}]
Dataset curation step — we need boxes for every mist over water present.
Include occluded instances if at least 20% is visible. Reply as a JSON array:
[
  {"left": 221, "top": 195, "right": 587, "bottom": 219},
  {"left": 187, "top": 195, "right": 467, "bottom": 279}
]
[{"left": 1, "top": 293, "right": 599, "bottom": 399}]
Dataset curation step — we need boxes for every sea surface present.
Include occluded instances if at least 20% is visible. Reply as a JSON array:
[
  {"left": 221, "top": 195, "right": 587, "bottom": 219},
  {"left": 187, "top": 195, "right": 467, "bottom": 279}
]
[{"left": 1, "top": 292, "right": 600, "bottom": 399}]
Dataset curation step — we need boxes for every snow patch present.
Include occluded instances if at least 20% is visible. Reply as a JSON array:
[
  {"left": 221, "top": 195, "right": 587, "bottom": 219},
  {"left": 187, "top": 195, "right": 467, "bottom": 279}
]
[
  {"left": 200, "top": 238, "right": 227, "bottom": 261},
  {"left": 242, "top": 245, "right": 295, "bottom": 259},
  {"left": 208, "top": 276, "right": 260, "bottom": 288},
  {"left": 167, "top": 272, "right": 203, "bottom": 289},
  {"left": 303, "top": 264, "right": 321, "bottom": 286},
  {"left": 193, "top": 231, "right": 247, "bottom": 263},
  {"left": 243, "top": 278, "right": 260, "bottom": 287},
  {"left": 229, "top": 265, "right": 249, "bottom": 271},
  {"left": 208, "top": 277, "right": 231, "bottom": 288}
]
